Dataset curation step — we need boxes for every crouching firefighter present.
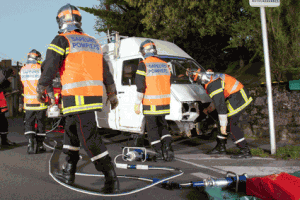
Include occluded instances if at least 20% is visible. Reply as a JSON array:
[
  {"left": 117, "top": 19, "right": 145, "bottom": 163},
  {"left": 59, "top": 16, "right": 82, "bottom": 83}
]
[
  {"left": 134, "top": 40, "right": 174, "bottom": 161},
  {"left": 19, "top": 49, "right": 53, "bottom": 154},
  {"left": 190, "top": 71, "right": 253, "bottom": 159},
  {"left": 36, "top": 4, "right": 119, "bottom": 193}
]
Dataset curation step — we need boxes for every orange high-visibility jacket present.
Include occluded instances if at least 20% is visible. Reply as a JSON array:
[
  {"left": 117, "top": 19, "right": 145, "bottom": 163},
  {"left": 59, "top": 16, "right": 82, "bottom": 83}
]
[
  {"left": 0, "top": 92, "right": 8, "bottom": 113},
  {"left": 204, "top": 73, "right": 244, "bottom": 99},
  {"left": 140, "top": 56, "right": 171, "bottom": 115},
  {"left": 20, "top": 62, "right": 47, "bottom": 110},
  {"left": 59, "top": 32, "right": 104, "bottom": 115},
  {"left": 204, "top": 73, "right": 252, "bottom": 117}
]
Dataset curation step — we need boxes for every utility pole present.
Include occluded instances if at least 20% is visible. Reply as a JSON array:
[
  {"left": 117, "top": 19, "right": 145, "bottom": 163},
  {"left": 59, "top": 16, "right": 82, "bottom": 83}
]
[{"left": 249, "top": 0, "right": 280, "bottom": 155}]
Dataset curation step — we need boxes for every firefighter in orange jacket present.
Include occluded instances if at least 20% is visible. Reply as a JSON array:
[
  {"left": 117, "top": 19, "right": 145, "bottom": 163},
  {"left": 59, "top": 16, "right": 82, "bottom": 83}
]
[
  {"left": 36, "top": 4, "right": 119, "bottom": 194},
  {"left": 134, "top": 40, "right": 174, "bottom": 161},
  {"left": 191, "top": 71, "right": 253, "bottom": 159},
  {"left": 19, "top": 49, "right": 53, "bottom": 154},
  {"left": 0, "top": 68, "right": 16, "bottom": 149}
]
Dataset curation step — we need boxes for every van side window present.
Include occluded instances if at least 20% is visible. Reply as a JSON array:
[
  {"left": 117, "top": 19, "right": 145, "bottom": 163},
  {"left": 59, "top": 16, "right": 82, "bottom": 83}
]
[{"left": 122, "top": 59, "right": 140, "bottom": 85}]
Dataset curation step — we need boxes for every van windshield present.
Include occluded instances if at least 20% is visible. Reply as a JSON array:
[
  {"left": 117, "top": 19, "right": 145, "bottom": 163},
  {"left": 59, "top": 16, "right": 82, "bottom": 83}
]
[{"left": 157, "top": 55, "right": 206, "bottom": 84}]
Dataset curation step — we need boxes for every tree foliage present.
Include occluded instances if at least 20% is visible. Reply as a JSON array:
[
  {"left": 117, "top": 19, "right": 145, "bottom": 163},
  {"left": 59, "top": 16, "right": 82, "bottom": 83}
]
[
  {"left": 80, "top": 0, "right": 300, "bottom": 81},
  {"left": 79, "top": 0, "right": 145, "bottom": 38},
  {"left": 228, "top": 0, "right": 300, "bottom": 81},
  {"left": 126, "top": 0, "right": 243, "bottom": 40}
]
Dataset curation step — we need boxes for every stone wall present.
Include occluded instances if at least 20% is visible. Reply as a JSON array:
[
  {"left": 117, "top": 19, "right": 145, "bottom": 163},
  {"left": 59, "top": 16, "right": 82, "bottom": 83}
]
[{"left": 240, "top": 84, "right": 300, "bottom": 142}]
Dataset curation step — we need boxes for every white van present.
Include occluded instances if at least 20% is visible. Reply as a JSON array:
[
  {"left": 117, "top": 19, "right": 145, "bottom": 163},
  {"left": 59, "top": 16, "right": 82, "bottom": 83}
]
[{"left": 95, "top": 32, "right": 212, "bottom": 137}]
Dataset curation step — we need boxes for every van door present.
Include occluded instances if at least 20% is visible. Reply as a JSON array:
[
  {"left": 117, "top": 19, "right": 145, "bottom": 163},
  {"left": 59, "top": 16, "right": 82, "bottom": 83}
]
[
  {"left": 95, "top": 59, "right": 118, "bottom": 130},
  {"left": 116, "top": 58, "right": 145, "bottom": 134}
]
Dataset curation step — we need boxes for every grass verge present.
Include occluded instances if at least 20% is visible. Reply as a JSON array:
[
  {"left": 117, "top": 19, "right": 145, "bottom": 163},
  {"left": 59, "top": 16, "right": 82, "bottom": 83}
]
[{"left": 227, "top": 146, "right": 300, "bottom": 160}]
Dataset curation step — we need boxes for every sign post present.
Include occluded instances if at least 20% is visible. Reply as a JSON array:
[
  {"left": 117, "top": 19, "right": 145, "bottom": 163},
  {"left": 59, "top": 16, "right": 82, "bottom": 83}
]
[{"left": 249, "top": 0, "right": 280, "bottom": 155}]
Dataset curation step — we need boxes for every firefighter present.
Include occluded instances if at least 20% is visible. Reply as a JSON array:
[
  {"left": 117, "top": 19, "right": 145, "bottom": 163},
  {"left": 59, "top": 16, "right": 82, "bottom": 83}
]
[
  {"left": 36, "top": 4, "right": 119, "bottom": 193},
  {"left": 190, "top": 71, "right": 253, "bottom": 159},
  {"left": 0, "top": 68, "right": 16, "bottom": 149},
  {"left": 134, "top": 40, "right": 174, "bottom": 161},
  {"left": 19, "top": 49, "right": 54, "bottom": 154}
]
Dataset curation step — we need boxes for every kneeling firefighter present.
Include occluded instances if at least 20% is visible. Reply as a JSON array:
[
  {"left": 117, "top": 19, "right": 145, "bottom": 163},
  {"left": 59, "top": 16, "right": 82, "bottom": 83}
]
[
  {"left": 19, "top": 49, "right": 54, "bottom": 154},
  {"left": 134, "top": 40, "right": 174, "bottom": 161},
  {"left": 190, "top": 71, "right": 253, "bottom": 159},
  {"left": 36, "top": 4, "right": 119, "bottom": 193}
]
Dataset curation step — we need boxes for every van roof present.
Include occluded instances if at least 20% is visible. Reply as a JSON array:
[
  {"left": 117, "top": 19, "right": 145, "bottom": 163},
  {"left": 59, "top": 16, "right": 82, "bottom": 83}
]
[{"left": 102, "top": 37, "right": 192, "bottom": 59}]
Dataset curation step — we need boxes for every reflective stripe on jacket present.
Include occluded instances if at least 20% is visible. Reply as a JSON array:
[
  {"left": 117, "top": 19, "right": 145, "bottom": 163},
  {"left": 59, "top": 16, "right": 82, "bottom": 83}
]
[
  {"left": 204, "top": 73, "right": 243, "bottom": 99},
  {"left": 59, "top": 32, "right": 104, "bottom": 115},
  {"left": 0, "top": 92, "right": 8, "bottom": 113},
  {"left": 137, "top": 57, "right": 171, "bottom": 115},
  {"left": 205, "top": 73, "right": 252, "bottom": 117},
  {"left": 20, "top": 62, "right": 47, "bottom": 111}
]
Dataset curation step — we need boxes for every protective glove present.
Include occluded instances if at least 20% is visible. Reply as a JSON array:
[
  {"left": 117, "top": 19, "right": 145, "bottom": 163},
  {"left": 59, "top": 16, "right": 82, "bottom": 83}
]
[
  {"left": 36, "top": 84, "right": 46, "bottom": 103},
  {"left": 107, "top": 93, "right": 119, "bottom": 110},
  {"left": 220, "top": 126, "right": 227, "bottom": 135},
  {"left": 134, "top": 103, "right": 141, "bottom": 115},
  {"left": 18, "top": 104, "right": 23, "bottom": 112},
  {"left": 47, "top": 92, "right": 56, "bottom": 107}
]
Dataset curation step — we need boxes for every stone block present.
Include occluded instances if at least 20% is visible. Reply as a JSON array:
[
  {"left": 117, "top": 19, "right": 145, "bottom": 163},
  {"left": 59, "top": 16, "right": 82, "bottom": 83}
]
[
  {"left": 295, "top": 117, "right": 300, "bottom": 126},
  {"left": 276, "top": 125, "right": 295, "bottom": 141},
  {"left": 254, "top": 97, "right": 266, "bottom": 106},
  {"left": 252, "top": 125, "right": 269, "bottom": 137},
  {"left": 240, "top": 123, "right": 255, "bottom": 137},
  {"left": 258, "top": 118, "right": 269, "bottom": 126},
  {"left": 261, "top": 108, "right": 269, "bottom": 115},
  {"left": 251, "top": 108, "right": 257, "bottom": 115}
]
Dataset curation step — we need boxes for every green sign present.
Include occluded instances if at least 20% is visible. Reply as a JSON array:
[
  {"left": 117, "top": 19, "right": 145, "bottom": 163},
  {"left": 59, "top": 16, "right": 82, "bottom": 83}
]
[{"left": 289, "top": 80, "right": 300, "bottom": 90}]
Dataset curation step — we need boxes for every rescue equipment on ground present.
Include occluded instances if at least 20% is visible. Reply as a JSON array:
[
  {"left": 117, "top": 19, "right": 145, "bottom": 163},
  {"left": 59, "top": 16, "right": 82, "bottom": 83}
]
[
  {"left": 122, "top": 147, "right": 148, "bottom": 162},
  {"left": 43, "top": 124, "right": 248, "bottom": 197},
  {"left": 43, "top": 113, "right": 300, "bottom": 198}
]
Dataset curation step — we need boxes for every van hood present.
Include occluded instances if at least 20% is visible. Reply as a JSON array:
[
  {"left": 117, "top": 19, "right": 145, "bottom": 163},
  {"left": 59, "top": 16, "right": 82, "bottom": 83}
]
[{"left": 171, "top": 84, "right": 211, "bottom": 103}]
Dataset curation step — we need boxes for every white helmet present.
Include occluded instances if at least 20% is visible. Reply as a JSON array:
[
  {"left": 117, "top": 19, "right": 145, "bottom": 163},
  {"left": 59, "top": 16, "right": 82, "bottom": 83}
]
[{"left": 197, "top": 72, "right": 212, "bottom": 84}]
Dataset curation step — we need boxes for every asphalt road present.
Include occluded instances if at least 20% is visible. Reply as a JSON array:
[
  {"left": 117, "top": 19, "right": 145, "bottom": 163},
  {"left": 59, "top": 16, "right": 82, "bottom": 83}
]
[{"left": 1, "top": 117, "right": 299, "bottom": 200}]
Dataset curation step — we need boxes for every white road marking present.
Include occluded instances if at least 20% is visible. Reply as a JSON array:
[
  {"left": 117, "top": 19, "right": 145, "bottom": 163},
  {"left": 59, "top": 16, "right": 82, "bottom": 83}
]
[
  {"left": 175, "top": 157, "right": 227, "bottom": 174},
  {"left": 190, "top": 172, "right": 217, "bottom": 179},
  {"left": 176, "top": 154, "right": 275, "bottom": 160}
]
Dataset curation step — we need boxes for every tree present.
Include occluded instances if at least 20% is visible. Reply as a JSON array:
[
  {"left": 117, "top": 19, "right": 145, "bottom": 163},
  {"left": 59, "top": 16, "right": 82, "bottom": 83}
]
[
  {"left": 228, "top": 0, "right": 300, "bottom": 82},
  {"left": 80, "top": 0, "right": 259, "bottom": 73},
  {"left": 125, "top": 0, "right": 243, "bottom": 40},
  {"left": 79, "top": 0, "right": 145, "bottom": 38}
]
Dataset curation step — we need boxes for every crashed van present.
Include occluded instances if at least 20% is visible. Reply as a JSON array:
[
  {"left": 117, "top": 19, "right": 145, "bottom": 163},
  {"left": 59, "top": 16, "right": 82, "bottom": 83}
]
[{"left": 95, "top": 33, "right": 212, "bottom": 137}]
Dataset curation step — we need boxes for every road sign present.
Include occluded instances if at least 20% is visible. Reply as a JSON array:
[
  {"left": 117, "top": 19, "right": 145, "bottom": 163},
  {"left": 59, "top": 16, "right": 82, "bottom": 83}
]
[{"left": 249, "top": 0, "right": 280, "bottom": 7}]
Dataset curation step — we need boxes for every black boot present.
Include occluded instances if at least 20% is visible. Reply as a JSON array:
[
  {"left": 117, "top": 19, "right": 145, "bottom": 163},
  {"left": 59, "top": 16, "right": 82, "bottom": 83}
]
[
  {"left": 36, "top": 136, "right": 46, "bottom": 153},
  {"left": 207, "top": 138, "right": 227, "bottom": 155},
  {"left": 231, "top": 146, "right": 252, "bottom": 159},
  {"left": 54, "top": 162, "right": 77, "bottom": 185},
  {"left": 36, "top": 143, "right": 46, "bottom": 153},
  {"left": 153, "top": 149, "right": 165, "bottom": 161},
  {"left": 162, "top": 142, "right": 174, "bottom": 162},
  {"left": 101, "top": 167, "right": 119, "bottom": 194},
  {"left": 95, "top": 156, "right": 119, "bottom": 194},
  {"left": 1, "top": 134, "right": 16, "bottom": 146},
  {"left": 27, "top": 138, "right": 35, "bottom": 154}
]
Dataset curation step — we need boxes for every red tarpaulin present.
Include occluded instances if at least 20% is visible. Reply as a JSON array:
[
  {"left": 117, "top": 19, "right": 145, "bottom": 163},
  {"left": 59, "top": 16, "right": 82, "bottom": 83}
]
[{"left": 246, "top": 172, "right": 300, "bottom": 200}]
